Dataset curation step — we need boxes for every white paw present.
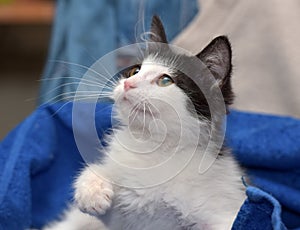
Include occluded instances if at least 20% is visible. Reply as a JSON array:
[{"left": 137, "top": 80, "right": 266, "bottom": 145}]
[{"left": 74, "top": 169, "right": 114, "bottom": 216}]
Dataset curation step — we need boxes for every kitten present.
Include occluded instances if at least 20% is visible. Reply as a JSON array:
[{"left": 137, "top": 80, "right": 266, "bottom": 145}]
[{"left": 45, "top": 16, "right": 245, "bottom": 230}]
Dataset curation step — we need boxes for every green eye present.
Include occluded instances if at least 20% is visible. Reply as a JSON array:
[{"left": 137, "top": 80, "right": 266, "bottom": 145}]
[{"left": 157, "top": 75, "right": 174, "bottom": 87}]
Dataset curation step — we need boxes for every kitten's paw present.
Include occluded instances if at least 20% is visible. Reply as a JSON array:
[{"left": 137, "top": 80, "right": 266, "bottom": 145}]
[{"left": 74, "top": 170, "right": 114, "bottom": 216}]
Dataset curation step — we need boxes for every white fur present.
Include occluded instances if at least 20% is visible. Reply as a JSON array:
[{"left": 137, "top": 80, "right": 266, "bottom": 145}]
[{"left": 44, "top": 58, "right": 245, "bottom": 230}]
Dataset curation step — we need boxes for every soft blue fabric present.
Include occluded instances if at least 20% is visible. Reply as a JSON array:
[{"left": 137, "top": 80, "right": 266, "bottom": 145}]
[
  {"left": 227, "top": 111, "right": 300, "bottom": 229},
  {"left": 39, "top": 0, "right": 198, "bottom": 104},
  {"left": 232, "top": 186, "right": 286, "bottom": 230},
  {"left": 0, "top": 103, "right": 300, "bottom": 229}
]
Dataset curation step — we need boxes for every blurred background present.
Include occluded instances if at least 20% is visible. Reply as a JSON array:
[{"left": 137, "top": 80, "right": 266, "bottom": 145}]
[
  {"left": 0, "top": 0, "right": 299, "bottom": 139},
  {"left": 0, "top": 0, "right": 53, "bottom": 139}
]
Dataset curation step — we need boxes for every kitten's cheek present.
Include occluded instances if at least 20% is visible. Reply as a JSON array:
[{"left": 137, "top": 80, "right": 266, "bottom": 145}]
[{"left": 113, "top": 87, "right": 124, "bottom": 101}]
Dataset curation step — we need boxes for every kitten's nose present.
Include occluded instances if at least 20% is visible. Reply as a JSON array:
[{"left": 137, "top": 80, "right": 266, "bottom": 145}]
[{"left": 124, "top": 80, "right": 136, "bottom": 92}]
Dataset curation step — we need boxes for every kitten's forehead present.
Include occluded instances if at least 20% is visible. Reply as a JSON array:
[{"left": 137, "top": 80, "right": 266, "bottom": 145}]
[
  {"left": 140, "top": 56, "right": 172, "bottom": 77},
  {"left": 143, "top": 50, "right": 193, "bottom": 73}
]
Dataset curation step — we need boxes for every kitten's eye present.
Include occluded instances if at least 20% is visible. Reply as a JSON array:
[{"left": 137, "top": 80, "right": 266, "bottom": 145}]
[
  {"left": 157, "top": 74, "right": 174, "bottom": 87},
  {"left": 128, "top": 66, "right": 140, "bottom": 77}
]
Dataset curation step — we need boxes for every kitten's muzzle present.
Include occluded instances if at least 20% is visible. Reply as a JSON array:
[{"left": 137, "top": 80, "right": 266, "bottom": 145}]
[{"left": 124, "top": 80, "right": 137, "bottom": 92}]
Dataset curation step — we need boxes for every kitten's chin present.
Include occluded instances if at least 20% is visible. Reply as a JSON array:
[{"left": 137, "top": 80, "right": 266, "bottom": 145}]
[
  {"left": 115, "top": 103, "right": 162, "bottom": 130},
  {"left": 119, "top": 105, "right": 157, "bottom": 121}
]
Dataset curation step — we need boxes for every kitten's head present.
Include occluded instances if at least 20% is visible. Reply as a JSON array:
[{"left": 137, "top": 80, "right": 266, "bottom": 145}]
[{"left": 112, "top": 16, "right": 233, "bottom": 131}]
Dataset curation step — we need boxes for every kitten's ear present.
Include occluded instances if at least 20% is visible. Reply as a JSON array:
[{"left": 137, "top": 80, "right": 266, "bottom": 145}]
[
  {"left": 197, "top": 36, "right": 233, "bottom": 105},
  {"left": 149, "top": 15, "right": 168, "bottom": 43},
  {"left": 197, "top": 36, "right": 232, "bottom": 81}
]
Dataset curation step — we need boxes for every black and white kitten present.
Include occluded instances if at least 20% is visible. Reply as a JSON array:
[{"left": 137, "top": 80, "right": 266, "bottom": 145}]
[{"left": 45, "top": 16, "right": 245, "bottom": 230}]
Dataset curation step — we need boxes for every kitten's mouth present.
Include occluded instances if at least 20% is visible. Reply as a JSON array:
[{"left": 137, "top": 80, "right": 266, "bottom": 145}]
[
  {"left": 118, "top": 94, "right": 159, "bottom": 118},
  {"left": 122, "top": 93, "right": 133, "bottom": 102},
  {"left": 121, "top": 95, "right": 133, "bottom": 104},
  {"left": 134, "top": 107, "right": 155, "bottom": 116},
  {"left": 129, "top": 103, "right": 159, "bottom": 118}
]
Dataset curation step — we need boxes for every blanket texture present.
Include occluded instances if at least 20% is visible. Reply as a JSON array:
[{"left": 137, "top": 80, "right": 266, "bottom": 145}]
[{"left": 0, "top": 103, "right": 299, "bottom": 229}]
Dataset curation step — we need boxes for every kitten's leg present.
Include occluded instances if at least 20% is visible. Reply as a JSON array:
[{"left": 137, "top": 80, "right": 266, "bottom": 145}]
[
  {"left": 43, "top": 206, "right": 108, "bottom": 230},
  {"left": 74, "top": 164, "right": 114, "bottom": 216}
]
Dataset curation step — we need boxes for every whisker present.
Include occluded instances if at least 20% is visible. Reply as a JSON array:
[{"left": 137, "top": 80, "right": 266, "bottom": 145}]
[
  {"left": 40, "top": 75, "right": 118, "bottom": 95},
  {"left": 81, "top": 46, "right": 99, "bottom": 62},
  {"left": 38, "top": 81, "right": 107, "bottom": 100},
  {"left": 48, "top": 95, "right": 109, "bottom": 117},
  {"left": 142, "top": 101, "right": 146, "bottom": 135},
  {"left": 48, "top": 101, "right": 73, "bottom": 117},
  {"left": 39, "top": 76, "right": 104, "bottom": 86},
  {"left": 42, "top": 92, "right": 83, "bottom": 103},
  {"left": 146, "top": 102, "right": 159, "bottom": 130},
  {"left": 59, "top": 64, "right": 119, "bottom": 89},
  {"left": 97, "top": 62, "right": 115, "bottom": 80},
  {"left": 53, "top": 95, "right": 109, "bottom": 106},
  {"left": 49, "top": 60, "right": 118, "bottom": 86},
  {"left": 129, "top": 101, "right": 143, "bottom": 125},
  {"left": 37, "top": 72, "right": 115, "bottom": 103},
  {"left": 111, "top": 76, "right": 120, "bottom": 86},
  {"left": 41, "top": 89, "right": 112, "bottom": 104},
  {"left": 61, "top": 63, "right": 118, "bottom": 88}
]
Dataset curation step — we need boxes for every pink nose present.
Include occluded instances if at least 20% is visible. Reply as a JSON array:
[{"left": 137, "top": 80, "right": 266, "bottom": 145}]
[{"left": 124, "top": 80, "right": 136, "bottom": 91}]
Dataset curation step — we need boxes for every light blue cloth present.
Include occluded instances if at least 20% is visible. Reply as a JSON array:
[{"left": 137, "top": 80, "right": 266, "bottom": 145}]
[{"left": 39, "top": 0, "right": 198, "bottom": 104}]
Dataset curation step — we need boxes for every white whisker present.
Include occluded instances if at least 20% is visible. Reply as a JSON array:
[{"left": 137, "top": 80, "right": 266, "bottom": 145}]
[
  {"left": 48, "top": 95, "right": 110, "bottom": 117},
  {"left": 48, "top": 101, "right": 73, "bottom": 117},
  {"left": 61, "top": 64, "right": 119, "bottom": 89},
  {"left": 142, "top": 101, "right": 146, "bottom": 135},
  {"left": 146, "top": 102, "right": 159, "bottom": 130},
  {"left": 50, "top": 60, "right": 118, "bottom": 86},
  {"left": 39, "top": 82, "right": 107, "bottom": 100},
  {"left": 129, "top": 101, "right": 143, "bottom": 125},
  {"left": 62, "top": 63, "right": 118, "bottom": 88},
  {"left": 97, "top": 62, "right": 115, "bottom": 82},
  {"left": 41, "top": 90, "right": 112, "bottom": 104},
  {"left": 40, "top": 76, "right": 104, "bottom": 86}
]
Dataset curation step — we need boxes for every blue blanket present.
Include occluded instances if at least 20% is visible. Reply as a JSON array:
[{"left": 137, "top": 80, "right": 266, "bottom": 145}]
[{"left": 0, "top": 103, "right": 299, "bottom": 229}]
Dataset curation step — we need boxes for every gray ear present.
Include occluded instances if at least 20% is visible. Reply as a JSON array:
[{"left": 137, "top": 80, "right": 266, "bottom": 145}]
[
  {"left": 197, "top": 36, "right": 234, "bottom": 106},
  {"left": 149, "top": 15, "right": 168, "bottom": 43},
  {"left": 197, "top": 36, "right": 232, "bottom": 81}
]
